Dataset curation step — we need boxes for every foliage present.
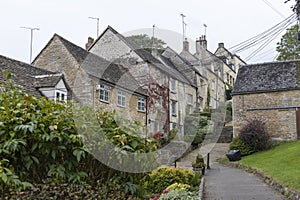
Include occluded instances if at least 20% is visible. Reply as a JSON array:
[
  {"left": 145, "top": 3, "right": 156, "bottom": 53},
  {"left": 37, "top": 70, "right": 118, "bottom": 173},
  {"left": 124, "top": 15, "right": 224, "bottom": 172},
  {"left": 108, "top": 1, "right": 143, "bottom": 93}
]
[
  {"left": 143, "top": 166, "right": 196, "bottom": 194},
  {"left": 239, "top": 119, "right": 272, "bottom": 152},
  {"left": 126, "top": 34, "right": 166, "bottom": 50},
  {"left": 0, "top": 76, "right": 154, "bottom": 198},
  {"left": 2, "top": 182, "right": 139, "bottom": 200},
  {"left": 95, "top": 109, "right": 158, "bottom": 153},
  {"left": 166, "top": 183, "right": 190, "bottom": 191},
  {"left": 225, "top": 100, "right": 232, "bottom": 123},
  {"left": 158, "top": 190, "right": 198, "bottom": 200},
  {"left": 229, "top": 137, "right": 255, "bottom": 156},
  {"left": 240, "top": 140, "right": 300, "bottom": 192},
  {"left": 276, "top": 24, "right": 300, "bottom": 61},
  {"left": 184, "top": 115, "right": 209, "bottom": 147},
  {"left": 192, "top": 154, "right": 205, "bottom": 168}
]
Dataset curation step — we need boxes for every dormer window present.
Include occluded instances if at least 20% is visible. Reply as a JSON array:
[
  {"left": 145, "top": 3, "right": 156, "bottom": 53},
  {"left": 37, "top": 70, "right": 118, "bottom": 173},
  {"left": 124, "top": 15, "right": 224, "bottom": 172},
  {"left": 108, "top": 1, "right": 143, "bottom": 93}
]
[{"left": 55, "top": 91, "right": 67, "bottom": 102}]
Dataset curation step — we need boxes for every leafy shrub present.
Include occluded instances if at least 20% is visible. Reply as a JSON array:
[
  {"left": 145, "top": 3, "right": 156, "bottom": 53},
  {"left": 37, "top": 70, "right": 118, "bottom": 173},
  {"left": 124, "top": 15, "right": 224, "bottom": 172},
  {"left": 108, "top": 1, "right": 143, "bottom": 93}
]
[
  {"left": 239, "top": 119, "right": 272, "bottom": 152},
  {"left": 158, "top": 190, "right": 198, "bottom": 200},
  {"left": 143, "top": 166, "right": 196, "bottom": 194},
  {"left": 0, "top": 78, "right": 153, "bottom": 197},
  {"left": 166, "top": 183, "right": 190, "bottom": 191},
  {"left": 2, "top": 182, "right": 139, "bottom": 200},
  {"left": 229, "top": 137, "right": 254, "bottom": 156}
]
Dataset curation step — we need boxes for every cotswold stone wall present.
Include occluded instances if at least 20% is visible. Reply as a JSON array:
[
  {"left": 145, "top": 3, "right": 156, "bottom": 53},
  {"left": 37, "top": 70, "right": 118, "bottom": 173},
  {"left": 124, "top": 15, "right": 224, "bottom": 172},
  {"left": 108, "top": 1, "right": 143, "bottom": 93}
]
[
  {"left": 33, "top": 36, "right": 80, "bottom": 88},
  {"left": 233, "top": 90, "right": 300, "bottom": 140},
  {"left": 93, "top": 83, "right": 146, "bottom": 125}
]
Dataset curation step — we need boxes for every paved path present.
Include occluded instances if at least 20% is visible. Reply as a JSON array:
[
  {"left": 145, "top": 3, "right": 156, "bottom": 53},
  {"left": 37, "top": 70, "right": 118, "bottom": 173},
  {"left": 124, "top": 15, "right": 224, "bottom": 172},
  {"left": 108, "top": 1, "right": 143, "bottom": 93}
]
[
  {"left": 176, "top": 143, "right": 230, "bottom": 169},
  {"left": 204, "top": 164, "right": 286, "bottom": 200},
  {"left": 176, "top": 143, "right": 286, "bottom": 200}
]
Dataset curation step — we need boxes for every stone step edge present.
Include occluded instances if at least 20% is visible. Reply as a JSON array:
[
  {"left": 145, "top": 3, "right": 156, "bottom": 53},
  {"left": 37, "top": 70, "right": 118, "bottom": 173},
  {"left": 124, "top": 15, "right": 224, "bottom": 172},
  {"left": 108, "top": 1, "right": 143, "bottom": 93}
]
[{"left": 217, "top": 159, "right": 300, "bottom": 200}]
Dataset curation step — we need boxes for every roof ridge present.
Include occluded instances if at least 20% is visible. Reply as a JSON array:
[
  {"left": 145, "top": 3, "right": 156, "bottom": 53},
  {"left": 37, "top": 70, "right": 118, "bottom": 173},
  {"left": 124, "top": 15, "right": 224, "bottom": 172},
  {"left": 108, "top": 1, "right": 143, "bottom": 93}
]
[{"left": 0, "top": 54, "right": 54, "bottom": 74}]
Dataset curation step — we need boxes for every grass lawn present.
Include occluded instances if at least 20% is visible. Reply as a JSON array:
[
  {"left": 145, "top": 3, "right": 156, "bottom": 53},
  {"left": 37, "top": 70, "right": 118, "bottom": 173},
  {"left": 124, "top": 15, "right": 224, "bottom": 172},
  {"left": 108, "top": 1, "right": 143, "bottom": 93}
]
[{"left": 239, "top": 140, "right": 300, "bottom": 192}]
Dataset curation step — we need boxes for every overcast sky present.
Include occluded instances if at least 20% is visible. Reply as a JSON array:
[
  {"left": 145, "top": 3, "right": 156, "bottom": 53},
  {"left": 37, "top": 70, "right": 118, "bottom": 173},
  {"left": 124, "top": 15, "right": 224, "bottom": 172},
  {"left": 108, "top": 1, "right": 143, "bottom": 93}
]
[{"left": 0, "top": 0, "right": 296, "bottom": 64}]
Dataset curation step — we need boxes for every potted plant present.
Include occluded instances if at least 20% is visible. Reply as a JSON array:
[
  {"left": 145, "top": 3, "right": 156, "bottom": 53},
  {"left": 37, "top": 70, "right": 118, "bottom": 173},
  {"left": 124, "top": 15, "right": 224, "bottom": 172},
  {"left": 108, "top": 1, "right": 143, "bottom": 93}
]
[{"left": 192, "top": 154, "right": 206, "bottom": 175}]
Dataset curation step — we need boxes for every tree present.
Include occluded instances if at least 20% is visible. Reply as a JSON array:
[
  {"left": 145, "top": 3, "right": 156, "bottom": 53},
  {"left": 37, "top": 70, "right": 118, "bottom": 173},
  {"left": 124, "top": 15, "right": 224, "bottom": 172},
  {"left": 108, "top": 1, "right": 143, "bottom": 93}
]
[
  {"left": 126, "top": 34, "right": 166, "bottom": 51},
  {"left": 276, "top": 24, "right": 300, "bottom": 60}
]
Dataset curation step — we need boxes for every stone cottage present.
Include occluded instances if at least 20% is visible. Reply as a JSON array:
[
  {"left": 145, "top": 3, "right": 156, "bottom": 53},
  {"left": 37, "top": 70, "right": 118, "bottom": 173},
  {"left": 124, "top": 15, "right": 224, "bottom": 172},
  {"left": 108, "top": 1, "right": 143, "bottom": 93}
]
[
  {"left": 88, "top": 26, "right": 197, "bottom": 134},
  {"left": 214, "top": 42, "right": 246, "bottom": 90},
  {"left": 0, "top": 54, "right": 69, "bottom": 101},
  {"left": 32, "top": 34, "right": 147, "bottom": 124},
  {"left": 232, "top": 60, "right": 300, "bottom": 140}
]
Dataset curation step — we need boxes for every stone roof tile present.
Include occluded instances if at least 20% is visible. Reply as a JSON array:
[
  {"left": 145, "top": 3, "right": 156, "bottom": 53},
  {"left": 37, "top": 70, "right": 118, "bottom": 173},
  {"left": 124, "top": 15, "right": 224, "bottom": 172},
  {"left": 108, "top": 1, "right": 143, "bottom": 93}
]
[{"left": 232, "top": 60, "right": 300, "bottom": 95}]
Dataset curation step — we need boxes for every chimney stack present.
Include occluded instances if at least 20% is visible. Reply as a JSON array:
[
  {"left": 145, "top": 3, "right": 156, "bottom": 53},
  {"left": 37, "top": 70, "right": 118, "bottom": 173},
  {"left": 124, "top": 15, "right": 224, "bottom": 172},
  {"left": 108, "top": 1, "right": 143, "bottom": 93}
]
[
  {"left": 199, "top": 35, "right": 207, "bottom": 49},
  {"left": 85, "top": 37, "right": 94, "bottom": 50},
  {"left": 196, "top": 35, "right": 207, "bottom": 53},
  {"left": 218, "top": 42, "right": 224, "bottom": 48},
  {"left": 183, "top": 38, "right": 189, "bottom": 52}
]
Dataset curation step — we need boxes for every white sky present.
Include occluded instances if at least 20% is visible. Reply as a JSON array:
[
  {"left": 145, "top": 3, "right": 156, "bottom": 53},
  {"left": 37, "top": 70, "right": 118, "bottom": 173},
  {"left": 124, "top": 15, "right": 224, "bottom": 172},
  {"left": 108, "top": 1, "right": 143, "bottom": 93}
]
[{"left": 0, "top": 0, "right": 296, "bottom": 64}]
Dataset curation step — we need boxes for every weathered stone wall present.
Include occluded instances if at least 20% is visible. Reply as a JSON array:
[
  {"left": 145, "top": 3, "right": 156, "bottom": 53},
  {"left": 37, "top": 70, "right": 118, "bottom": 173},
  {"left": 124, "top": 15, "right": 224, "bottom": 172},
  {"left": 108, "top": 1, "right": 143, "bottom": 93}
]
[
  {"left": 90, "top": 29, "right": 142, "bottom": 63},
  {"left": 92, "top": 80, "right": 146, "bottom": 124},
  {"left": 33, "top": 36, "right": 80, "bottom": 88},
  {"left": 233, "top": 90, "right": 300, "bottom": 140}
]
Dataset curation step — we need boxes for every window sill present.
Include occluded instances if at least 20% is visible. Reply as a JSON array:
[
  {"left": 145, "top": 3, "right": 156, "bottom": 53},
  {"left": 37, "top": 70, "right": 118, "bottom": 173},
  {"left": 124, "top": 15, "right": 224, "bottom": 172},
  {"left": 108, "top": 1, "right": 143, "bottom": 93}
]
[
  {"left": 100, "top": 99, "right": 109, "bottom": 104},
  {"left": 172, "top": 114, "right": 177, "bottom": 117},
  {"left": 138, "top": 110, "right": 146, "bottom": 113},
  {"left": 117, "top": 105, "right": 126, "bottom": 108}
]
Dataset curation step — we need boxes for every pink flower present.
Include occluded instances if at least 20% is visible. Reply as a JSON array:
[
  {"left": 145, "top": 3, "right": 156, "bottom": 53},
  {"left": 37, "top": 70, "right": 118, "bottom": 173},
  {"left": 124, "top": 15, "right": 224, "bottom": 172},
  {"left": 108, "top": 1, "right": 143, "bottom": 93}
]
[{"left": 163, "top": 189, "right": 169, "bottom": 194}]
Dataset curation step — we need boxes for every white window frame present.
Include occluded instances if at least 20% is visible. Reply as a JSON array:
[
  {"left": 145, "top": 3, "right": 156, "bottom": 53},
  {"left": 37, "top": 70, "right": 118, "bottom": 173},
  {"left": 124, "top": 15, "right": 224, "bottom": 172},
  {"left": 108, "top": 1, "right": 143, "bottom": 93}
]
[
  {"left": 117, "top": 90, "right": 126, "bottom": 107},
  {"left": 171, "top": 78, "right": 176, "bottom": 92},
  {"left": 138, "top": 97, "right": 145, "bottom": 112},
  {"left": 55, "top": 90, "right": 67, "bottom": 102},
  {"left": 100, "top": 84, "right": 110, "bottom": 103},
  {"left": 171, "top": 100, "right": 177, "bottom": 116}
]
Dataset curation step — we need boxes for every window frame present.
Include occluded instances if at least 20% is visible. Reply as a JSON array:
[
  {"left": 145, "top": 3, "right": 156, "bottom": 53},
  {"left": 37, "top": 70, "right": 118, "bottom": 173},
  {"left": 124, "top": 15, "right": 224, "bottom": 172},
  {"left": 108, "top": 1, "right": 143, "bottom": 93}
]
[
  {"left": 117, "top": 90, "right": 126, "bottom": 108},
  {"left": 138, "top": 97, "right": 145, "bottom": 112},
  {"left": 171, "top": 100, "right": 177, "bottom": 116},
  {"left": 100, "top": 84, "right": 110, "bottom": 103},
  {"left": 171, "top": 78, "right": 177, "bottom": 93}
]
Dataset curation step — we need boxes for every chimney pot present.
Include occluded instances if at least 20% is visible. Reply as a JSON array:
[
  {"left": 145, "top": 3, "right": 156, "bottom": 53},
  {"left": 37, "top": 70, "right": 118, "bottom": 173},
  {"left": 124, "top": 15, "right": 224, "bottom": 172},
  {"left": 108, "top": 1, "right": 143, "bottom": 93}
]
[
  {"left": 85, "top": 37, "right": 94, "bottom": 50},
  {"left": 218, "top": 43, "right": 224, "bottom": 48}
]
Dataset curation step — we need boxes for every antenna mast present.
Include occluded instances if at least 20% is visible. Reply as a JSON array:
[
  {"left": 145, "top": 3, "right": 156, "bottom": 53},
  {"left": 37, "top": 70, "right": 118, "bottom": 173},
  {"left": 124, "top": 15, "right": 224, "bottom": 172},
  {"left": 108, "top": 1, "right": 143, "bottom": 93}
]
[
  {"left": 20, "top": 26, "right": 39, "bottom": 63},
  {"left": 180, "top": 13, "right": 186, "bottom": 42},
  {"left": 88, "top": 17, "right": 99, "bottom": 38}
]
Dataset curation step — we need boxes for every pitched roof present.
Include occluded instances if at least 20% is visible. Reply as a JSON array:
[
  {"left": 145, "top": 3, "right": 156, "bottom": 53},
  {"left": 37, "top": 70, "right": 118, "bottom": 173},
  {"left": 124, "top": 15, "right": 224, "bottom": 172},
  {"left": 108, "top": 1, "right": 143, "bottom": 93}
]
[
  {"left": 36, "top": 33, "right": 146, "bottom": 96},
  {"left": 232, "top": 60, "right": 300, "bottom": 95},
  {"left": 214, "top": 44, "right": 246, "bottom": 65},
  {"left": 91, "top": 26, "right": 192, "bottom": 85},
  {"left": 81, "top": 54, "right": 146, "bottom": 95},
  {"left": 0, "top": 54, "right": 63, "bottom": 96}
]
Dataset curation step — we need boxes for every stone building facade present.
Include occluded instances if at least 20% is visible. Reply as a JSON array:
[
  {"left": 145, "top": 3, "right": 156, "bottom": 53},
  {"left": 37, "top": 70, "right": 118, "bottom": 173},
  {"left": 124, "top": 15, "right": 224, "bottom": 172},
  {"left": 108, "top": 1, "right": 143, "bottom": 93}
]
[
  {"left": 232, "top": 61, "right": 300, "bottom": 140},
  {"left": 88, "top": 26, "right": 197, "bottom": 134},
  {"left": 215, "top": 42, "right": 246, "bottom": 89},
  {"left": 33, "top": 34, "right": 147, "bottom": 124}
]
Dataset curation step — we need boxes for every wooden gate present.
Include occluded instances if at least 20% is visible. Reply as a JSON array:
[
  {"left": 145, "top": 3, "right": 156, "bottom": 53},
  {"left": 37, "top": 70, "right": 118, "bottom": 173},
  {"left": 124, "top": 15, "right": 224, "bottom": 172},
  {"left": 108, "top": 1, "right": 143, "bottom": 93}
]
[{"left": 296, "top": 108, "right": 300, "bottom": 139}]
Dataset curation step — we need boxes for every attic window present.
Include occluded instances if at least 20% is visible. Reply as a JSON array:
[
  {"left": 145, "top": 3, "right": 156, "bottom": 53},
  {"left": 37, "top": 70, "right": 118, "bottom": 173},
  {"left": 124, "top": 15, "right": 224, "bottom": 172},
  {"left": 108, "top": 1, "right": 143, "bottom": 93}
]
[{"left": 55, "top": 91, "right": 67, "bottom": 102}]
